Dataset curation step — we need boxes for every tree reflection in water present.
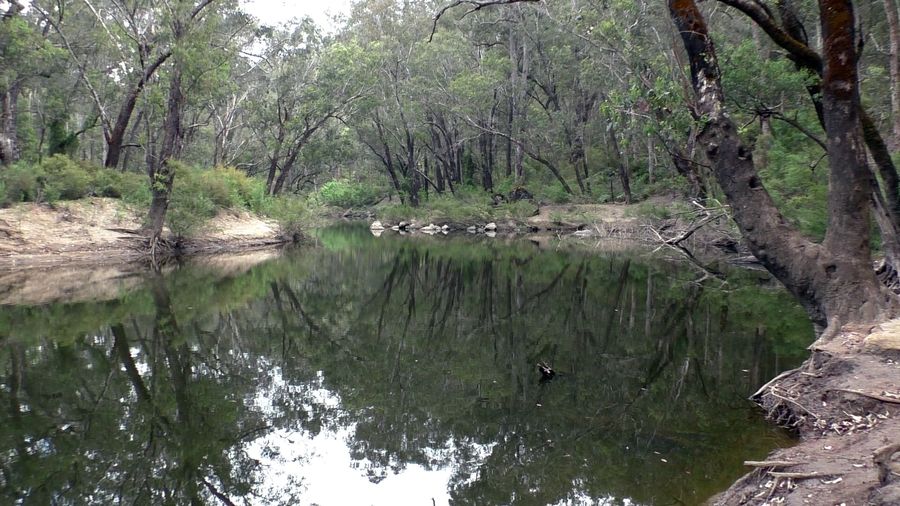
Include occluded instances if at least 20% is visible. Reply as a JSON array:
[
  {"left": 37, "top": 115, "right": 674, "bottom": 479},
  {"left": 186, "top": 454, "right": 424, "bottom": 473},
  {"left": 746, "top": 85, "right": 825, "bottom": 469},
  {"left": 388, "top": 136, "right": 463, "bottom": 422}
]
[{"left": 0, "top": 226, "right": 812, "bottom": 505}]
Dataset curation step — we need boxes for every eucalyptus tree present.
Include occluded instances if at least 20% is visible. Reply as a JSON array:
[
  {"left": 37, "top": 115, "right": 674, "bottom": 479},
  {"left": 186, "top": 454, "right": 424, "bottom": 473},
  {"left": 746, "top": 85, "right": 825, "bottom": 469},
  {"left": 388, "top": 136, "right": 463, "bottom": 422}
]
[
  {"left": 143, "top": 0, "right": 245, "bottom": 246},
  {"left": 32, "top": 0, "right": 171, "bottom": 169},
  {"left": 0, "top": 1, "right": 60, "bottom": 165},
  {"left": 425, "top": 0, "right": 900, "bottom": 326},
  {"left": 346, "top": 0, "right": 435, "bottom": 205},
  {"left": 248, "top": 21, "right": 367, "bottom": 195}
]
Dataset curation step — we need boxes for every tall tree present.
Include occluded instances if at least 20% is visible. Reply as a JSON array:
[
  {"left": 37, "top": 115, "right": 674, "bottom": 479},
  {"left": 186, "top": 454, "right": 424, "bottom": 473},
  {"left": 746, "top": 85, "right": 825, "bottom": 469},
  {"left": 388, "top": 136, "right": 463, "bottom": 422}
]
[
  {"left": 0, "top": 1, "right": 59, "bottom": 165},
  {"left": 668, "top": 0, "right": 897, "bottom": 327},
  {"left": 143, "top": 0, "right": 220, "bottom": 246}
]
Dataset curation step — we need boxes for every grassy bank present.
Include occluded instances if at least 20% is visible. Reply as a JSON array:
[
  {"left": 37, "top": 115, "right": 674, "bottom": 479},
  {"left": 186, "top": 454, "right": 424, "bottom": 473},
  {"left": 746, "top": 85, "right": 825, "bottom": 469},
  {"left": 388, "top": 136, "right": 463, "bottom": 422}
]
[{"left": 0, "top": 155, "right": 310, "bottom": 239}]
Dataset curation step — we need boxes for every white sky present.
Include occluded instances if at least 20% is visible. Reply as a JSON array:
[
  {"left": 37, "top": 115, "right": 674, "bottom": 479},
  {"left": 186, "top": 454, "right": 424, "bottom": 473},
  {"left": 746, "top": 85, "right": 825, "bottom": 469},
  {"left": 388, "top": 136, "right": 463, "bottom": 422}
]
[{"left": 241, "top": 0, "right": 354, "bottom": 30}]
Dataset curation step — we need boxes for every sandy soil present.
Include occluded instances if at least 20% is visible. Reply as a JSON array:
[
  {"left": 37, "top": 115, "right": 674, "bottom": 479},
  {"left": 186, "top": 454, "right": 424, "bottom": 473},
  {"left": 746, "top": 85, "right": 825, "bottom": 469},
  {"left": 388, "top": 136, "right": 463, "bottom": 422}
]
[
  {"left": 712, "top": 321, "right": 900, "bottom": 505},
  {"left": 0, "top": 198, "right": 287, "bottom": 270}
]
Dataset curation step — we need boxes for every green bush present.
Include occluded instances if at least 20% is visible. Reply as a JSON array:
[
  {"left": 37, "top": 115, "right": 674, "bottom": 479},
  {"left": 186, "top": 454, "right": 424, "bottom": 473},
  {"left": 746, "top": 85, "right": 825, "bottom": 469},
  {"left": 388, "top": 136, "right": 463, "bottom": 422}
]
[
  {"left": 90, "top": 168, "right": 151, "bottom": 208},
  {"left": 319, "top": 179, "right": 384, "bottom": 208},
  {"left": 425, "top": 194, "right": 492, "bottom": 222},
  {"left": 1, "top": 162, "right": 43, "bottom": 204},
  {"left": 631, "top": 201, "right": 673, "bottom": 220},
  {"left": 165, "top": 165, "right": 273, "bottom": 237},
  {"left": 167, "top": 165, "right": 218, "bottom": 237},
  {"left": 0, "top": 155, "right": 153, "bottom": 207},
  {"left": 41, "top": 154, "right": 92, "bottom": 201},
  {"left": 498, "top": 200, "right": 539, "bottom": 219},
  {"left": 377, "top": 203, "right": 420, "bottom": 223},
  {"left": 262, "top": 196, "right": 310, "bottom": 238},
  {"left": 537, "top": 182, "right": 572, "bottom": 204}
]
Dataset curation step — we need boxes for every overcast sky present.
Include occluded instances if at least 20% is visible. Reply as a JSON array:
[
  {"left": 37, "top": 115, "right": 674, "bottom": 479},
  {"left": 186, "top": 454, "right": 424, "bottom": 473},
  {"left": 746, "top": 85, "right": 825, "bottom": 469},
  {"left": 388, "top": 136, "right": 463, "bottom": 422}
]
[{"left": 241, "top": 0, "right": 354, "bottom": 30}]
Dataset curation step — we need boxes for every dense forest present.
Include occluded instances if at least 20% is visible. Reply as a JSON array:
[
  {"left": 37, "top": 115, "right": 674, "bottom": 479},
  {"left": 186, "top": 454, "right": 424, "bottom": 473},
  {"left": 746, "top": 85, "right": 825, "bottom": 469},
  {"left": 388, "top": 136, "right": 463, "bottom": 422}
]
[{"left": 2, "top": 0, "right": 900, "bottom": 325}]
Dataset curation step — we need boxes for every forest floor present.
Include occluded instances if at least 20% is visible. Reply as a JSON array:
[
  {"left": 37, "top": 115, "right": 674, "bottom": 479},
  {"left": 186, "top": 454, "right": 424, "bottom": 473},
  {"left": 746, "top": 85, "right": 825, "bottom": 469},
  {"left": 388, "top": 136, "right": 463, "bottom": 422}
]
[
  {"left": 711, "top": 321, "right": 900, "bottom": 506},
  {"left": 0, "top": 197, "right": 287, "bottom": 270}
]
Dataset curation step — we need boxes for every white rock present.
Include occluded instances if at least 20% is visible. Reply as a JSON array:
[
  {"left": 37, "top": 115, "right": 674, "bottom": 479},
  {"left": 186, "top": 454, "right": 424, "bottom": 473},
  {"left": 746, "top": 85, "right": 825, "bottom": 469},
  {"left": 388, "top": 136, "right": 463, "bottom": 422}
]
[
  {"left": 484, "top": 222, "right": 497, "bottom": 231},
  {"left": 466, "top": 226, "right": 477, "bottom": 233},
  {"left": 370, "top": 221, "right": 385, "bottom": 230}
]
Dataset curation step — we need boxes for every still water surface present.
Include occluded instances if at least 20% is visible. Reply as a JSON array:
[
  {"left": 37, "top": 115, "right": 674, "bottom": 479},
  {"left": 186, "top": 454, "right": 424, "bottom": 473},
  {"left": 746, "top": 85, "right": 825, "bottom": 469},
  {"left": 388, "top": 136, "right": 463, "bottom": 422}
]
[{"left": 0, "top": 226, "right": 813, "bottom": 505}]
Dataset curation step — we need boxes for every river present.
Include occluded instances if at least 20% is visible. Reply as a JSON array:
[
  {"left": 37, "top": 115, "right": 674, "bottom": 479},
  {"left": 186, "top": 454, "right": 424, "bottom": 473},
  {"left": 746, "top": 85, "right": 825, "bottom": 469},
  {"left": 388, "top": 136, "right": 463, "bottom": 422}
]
[{"left": 0, "top": 225, "right": 813, "bottom": 505}]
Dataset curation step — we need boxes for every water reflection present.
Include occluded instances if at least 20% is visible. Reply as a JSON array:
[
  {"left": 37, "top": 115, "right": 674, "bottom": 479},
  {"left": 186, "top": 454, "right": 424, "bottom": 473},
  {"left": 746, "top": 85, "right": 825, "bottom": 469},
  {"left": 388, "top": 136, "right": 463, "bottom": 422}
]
[{"left": 0, "top": 226, "right": 813, "bottom": 505}]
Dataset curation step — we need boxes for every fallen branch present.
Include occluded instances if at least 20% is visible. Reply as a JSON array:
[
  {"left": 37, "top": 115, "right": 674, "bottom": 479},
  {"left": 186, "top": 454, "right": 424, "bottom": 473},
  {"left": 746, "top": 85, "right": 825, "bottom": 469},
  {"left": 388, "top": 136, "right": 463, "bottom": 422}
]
[
  {"left": 750, "top": 366, "right": 801, "bottom": 400},
  {"left": 829, "top": 388, "right": 900, "bottom": 405},
  {"left": 768, "top": 471, "right": 841, "bottom": 479},
  {"left": 767, "top": 388, "right": 820, "bottom": 419},
  {"left": 664, "top": 212, "right": 727, "bottom": 246},
  {"left": 744, "top": 460, "right": 804, "bottom": 468}
]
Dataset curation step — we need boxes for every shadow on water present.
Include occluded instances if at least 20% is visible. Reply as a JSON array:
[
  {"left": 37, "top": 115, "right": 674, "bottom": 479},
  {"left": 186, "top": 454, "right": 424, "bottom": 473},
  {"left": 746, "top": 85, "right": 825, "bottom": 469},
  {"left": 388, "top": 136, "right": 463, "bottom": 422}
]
[{"left": 0, "top": 225, "right": 814, "bottom": 505}]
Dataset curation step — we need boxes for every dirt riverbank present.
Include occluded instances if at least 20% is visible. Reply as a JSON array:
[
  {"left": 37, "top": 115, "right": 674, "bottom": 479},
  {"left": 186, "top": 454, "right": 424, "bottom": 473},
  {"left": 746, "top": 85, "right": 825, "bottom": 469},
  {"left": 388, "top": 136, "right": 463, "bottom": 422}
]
[
  {"left": 711, "top": 322, "right": 900, "bottom": 505},
  {"left": 0, "top": 197, "right": 288, "bottom": 269}
]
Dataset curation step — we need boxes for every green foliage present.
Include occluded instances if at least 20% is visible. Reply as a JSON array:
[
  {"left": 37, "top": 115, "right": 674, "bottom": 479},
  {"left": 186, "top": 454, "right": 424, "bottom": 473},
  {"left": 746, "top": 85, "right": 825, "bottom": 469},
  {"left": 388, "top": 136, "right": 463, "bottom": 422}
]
[
  {"left": 167, "top": 174, "right": 217, "bottom": 238},
  {"left": 166, "top": 165, "right": 268, "bottom": 237},
  {"left": 420, "top": 192, "right": 493, "bottom": 222},
  {"left": 1, "top": 162, "right": 43, "bottom": 204},
  {"left": 89, "top": 169, "right": 151, "bottom": 208},
  {"left": 259, "top": 195, "right": 311, "bottom": 238},
  {"left": 635, "top": 202, "right": 671, "bottom": 220},
  {"left": 498, "top": 200, "right": 540, "bottom": 220},
  {"left": 758, "top": 121, "right": 829, "bottom": 241},
  {"left": 318, "top": 179, "right": 384, "bottom": 208},
  {"left": 0, "top": 155, "right": 152, "bottom": 208},
  {"left": 40, "top": 155, "right": 92, "bottom": 201},
  {"left": 377, "top": 203, "right": 418, "bottom": 223},
  {"left": 537, "top": 182, "right": 572, "bottom": 204}
]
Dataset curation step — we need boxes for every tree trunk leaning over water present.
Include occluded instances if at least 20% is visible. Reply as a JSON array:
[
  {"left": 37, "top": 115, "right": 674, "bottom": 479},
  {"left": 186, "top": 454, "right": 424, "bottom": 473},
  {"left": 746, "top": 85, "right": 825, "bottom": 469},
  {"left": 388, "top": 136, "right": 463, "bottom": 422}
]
[{"left": 668, "top": 0, "right": 898, "bottom": 328}]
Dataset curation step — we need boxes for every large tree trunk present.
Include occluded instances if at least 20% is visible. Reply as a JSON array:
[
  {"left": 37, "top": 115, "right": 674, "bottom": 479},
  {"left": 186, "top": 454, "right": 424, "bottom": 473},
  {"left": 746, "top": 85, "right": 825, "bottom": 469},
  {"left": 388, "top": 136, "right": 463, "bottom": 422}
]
[
  {"left": 885, "top": 0, "right": 900, "bottom": 149},
  {"left": 143, "top": 60, "right": 184, "bottom": 243},
  {"left": 606, "top": 122, "right": 632, "bottom": 204},
  {"left": 104, "top": 52, "right": 172, "bottom": 169},
  {"left": 0, "top": 80, "right": 20, "bottom": 166},
  {"left": 720, "top": 0, "right": 900, "bottom": 274},
  {"left": 668, "top": 0, "right": 897, "bottom": 327},
  {"left": 0, "top": 2, "right": 23, "bottom": 166}
]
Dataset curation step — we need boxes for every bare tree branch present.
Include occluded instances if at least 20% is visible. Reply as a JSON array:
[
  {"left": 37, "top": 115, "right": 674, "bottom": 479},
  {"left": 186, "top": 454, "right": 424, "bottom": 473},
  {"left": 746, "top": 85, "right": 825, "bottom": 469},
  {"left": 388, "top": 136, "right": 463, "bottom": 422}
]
[{"left": 429, "top": 0, "right": 541, "bottom": 42}]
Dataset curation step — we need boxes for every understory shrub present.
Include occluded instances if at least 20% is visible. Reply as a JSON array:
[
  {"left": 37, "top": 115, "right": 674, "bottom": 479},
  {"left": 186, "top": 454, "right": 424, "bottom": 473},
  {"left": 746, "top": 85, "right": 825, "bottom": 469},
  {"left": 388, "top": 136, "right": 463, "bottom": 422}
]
[
  {"left": 318, "top": 179, "right": 384, "bottom": 208},
  {"left": 261, "top": 196, "right": 311, "bottom": 238},
  {"left": 1, "top": 162, "right": 44, "bottom": 204},
  {"left": 41, "top": 154, "right": 92, "bottom": 201},
  {"left": 0, "top": 154, "right": 152, "bottom": 207}
]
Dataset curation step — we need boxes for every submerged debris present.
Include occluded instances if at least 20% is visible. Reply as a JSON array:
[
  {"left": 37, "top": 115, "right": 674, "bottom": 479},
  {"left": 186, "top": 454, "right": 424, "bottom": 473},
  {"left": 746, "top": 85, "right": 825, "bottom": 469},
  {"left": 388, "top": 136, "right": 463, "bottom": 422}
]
[{"left": 537, "top": 361, "right": 556, "bottom": 381}]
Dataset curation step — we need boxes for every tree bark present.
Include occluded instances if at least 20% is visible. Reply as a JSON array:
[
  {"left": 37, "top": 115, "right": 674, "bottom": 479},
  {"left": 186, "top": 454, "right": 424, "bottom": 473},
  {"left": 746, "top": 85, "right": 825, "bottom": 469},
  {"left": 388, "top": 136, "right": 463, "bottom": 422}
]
[
  {"left": 720, "top": 0, "right": 900, "bottom": 242},
  {"left": 104, "top": 51, "right": 173, "bottom": 169},
  {"left": 0, "top": 80, "right": 20, "bottom": 166},
  {"left": 885, "top": 0, "right": 900, "bottom": 149},
  {"left": 0, "top": 2, "right": 24, "bottom": 166},
  {"left": 606, "top": 122, "right": 632, "bottom": 203},
  {"left": 668, "top": 0, "right": 896, "bottom": 326},
  {"left": 144, "top": 49, "right": 185, "bottom": 243}
]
